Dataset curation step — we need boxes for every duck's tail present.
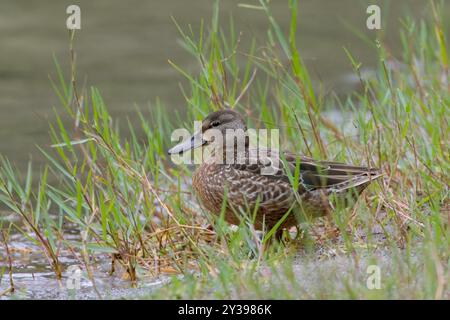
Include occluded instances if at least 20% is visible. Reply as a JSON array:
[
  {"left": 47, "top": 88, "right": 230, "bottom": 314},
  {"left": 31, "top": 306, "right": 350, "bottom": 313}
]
[
  {"left": 297, "top": 156, "right": 383, "bottom": 193},
  {"left": 329, "top": 170, "right": 384, "bottom": 195}
]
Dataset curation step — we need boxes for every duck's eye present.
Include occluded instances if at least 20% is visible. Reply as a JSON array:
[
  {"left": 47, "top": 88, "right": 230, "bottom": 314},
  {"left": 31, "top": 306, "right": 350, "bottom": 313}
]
[{"left": 210, "top": 120, "right": 220, "bottom": 128}]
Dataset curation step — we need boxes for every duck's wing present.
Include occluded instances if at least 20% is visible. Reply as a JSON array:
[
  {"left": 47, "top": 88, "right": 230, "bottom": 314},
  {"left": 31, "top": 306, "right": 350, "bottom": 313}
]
[
  {"left": 233, "top": 148, "right": 382, "bottom": 192},
  {"left": 283, "top": 151, "right": 382, "bottom": 190}
]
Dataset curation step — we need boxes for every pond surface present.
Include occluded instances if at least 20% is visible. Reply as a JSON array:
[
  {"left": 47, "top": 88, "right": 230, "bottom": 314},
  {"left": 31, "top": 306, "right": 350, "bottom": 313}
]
[
  {"left": 0, "top": 219, "right": 397, "bottom": 299},
  {"left": 0, "top": 221, "right": 172, "bottom": 299},
  {"left": 0, "top": 0, "right": 437, "bottom": 173}
]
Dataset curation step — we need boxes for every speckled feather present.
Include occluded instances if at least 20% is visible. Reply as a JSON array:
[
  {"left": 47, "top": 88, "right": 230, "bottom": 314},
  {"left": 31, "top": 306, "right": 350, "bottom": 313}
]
[{"left": 193, "top": 148, "right": 382, "bottom": 231}]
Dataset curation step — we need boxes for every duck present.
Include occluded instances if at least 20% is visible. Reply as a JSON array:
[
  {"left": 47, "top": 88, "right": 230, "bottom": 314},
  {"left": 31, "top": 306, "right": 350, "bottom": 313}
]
[{"left": 168, "top": 109, "right": 382, "bottom": 239}]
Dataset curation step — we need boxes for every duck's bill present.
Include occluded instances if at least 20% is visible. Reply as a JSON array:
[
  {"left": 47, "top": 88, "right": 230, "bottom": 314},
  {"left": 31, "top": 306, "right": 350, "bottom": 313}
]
[{"left": 168, "top": 131, "right": 206, "bottom": 155}]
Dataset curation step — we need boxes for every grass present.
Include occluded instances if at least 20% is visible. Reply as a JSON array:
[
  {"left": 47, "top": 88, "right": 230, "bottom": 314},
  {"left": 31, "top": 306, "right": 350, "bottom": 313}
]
[{"left": 0, "top": 0, "right": 448, "bottom": 299}]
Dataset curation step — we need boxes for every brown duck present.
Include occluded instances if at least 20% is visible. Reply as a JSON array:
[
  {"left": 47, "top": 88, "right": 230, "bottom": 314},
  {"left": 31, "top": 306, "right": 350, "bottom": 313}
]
[{"left": 168, "top": 109, "right": 382, "bottom": 238}]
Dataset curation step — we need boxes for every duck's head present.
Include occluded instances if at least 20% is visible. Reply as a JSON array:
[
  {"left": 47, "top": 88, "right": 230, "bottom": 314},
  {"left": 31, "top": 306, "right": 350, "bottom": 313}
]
[{"left": 168, "top": 109, "right": 247, "bottom": 155}]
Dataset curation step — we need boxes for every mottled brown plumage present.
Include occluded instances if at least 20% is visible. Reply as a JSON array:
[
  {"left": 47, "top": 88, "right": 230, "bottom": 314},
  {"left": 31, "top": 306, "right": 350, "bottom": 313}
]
[{"left": 169, "top": 109, "right": 382, "bottom": 237}]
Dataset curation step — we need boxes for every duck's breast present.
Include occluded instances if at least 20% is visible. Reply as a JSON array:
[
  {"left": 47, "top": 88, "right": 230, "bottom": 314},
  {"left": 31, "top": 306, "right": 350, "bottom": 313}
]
[{"left": 192, "top": 164, "right": 227, "bottom": 214}]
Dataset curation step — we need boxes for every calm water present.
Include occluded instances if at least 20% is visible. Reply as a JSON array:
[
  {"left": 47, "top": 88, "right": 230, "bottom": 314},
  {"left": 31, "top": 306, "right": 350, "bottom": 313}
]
[{"left": 0, "top": 0, "right": 439, "bottom": 174}]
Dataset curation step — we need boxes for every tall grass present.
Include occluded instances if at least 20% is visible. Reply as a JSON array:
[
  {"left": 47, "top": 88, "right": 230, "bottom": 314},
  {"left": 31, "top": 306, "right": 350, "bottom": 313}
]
[{"left": 0, "top": 0, "right": 448, "bottom": 299}]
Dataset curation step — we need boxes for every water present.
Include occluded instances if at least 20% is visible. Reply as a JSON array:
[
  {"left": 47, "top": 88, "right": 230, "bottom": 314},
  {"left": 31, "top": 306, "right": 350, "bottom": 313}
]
[
  {"left": 0, "top": 225, "right": 172, "bottom": 299},
  {"left": 0, "top": 223, "right": 399, "bottom": 299},
  {"left": 0, "top": 0, "right": 436, "bottom": 173}
]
